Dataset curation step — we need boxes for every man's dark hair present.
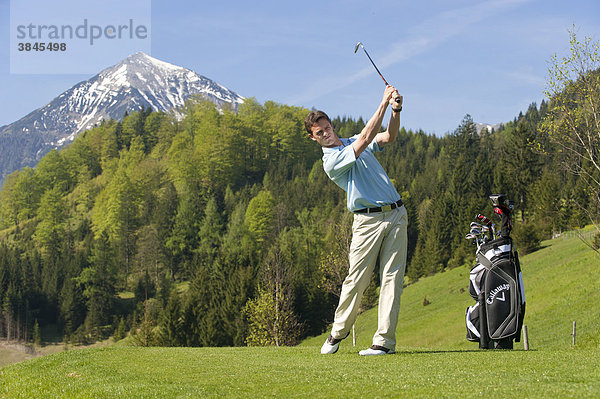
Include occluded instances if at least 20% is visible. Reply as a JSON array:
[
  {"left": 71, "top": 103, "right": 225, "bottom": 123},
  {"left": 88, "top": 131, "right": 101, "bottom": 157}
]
[{"left": 304, "top": 110, "right": 332, "bottom": 134}]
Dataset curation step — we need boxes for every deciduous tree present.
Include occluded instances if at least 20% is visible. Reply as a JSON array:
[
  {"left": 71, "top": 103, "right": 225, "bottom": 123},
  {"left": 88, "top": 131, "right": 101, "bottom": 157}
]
[{"left": 542, "top": 29, "right": 600, "bottom": 245}]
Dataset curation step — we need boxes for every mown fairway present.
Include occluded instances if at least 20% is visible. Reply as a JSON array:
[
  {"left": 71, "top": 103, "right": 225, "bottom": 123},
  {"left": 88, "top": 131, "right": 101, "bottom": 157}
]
[
  {"left": 1, "top": 230, "right": 599, "bottom": 398},
  {"left": 1, "top": 346, "right": 599, "bottom": 398}
]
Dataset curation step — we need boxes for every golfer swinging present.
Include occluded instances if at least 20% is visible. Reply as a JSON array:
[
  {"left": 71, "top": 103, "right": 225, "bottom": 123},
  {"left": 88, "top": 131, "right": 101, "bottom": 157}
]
[{"left": 305, "top": 85, "right": 407, "bottom": 356}]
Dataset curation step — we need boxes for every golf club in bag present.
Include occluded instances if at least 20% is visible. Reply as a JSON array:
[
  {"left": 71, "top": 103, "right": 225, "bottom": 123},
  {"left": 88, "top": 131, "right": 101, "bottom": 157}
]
[{"left": 465, "top": 194, "right": 526, "bottom": 349}]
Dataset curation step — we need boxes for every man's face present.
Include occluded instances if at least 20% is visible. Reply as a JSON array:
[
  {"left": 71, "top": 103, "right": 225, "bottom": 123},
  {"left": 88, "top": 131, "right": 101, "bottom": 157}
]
[{"left": 308, "top": 118, "right": 340, "bottom": 148}]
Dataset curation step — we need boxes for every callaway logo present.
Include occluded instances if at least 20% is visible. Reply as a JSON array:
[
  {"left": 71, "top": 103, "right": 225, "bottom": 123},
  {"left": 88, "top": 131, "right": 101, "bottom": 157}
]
[{"left": 487, "top": 284, "right": 510, "bottom": 304}]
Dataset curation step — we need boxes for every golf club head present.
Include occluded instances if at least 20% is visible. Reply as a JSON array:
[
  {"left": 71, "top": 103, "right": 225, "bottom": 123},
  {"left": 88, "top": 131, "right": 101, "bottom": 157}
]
[
  {"left": 465, "top": 233, "right": 476, "bottom": 240},
  {"left": 470, "top": 222, "right": 489, "bottom": 231},
  {"left": 490, "top": 194, "right": 514, "bottom": 215},
  {"left": 489, "top": 194, "right": 509, "bottom": 208},
  {"left": 470, "top": 228, "right": 482, "bottom": 236},
  {"left": 476, "top": 214, "right": 492, "bottom": 225},
  {"left": 354, "top": 42, "right": 363, "bottom": 53}
]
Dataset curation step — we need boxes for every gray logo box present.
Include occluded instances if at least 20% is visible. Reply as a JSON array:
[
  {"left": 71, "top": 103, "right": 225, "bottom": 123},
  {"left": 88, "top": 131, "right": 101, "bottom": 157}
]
[{"left": 10, "top": 0, "right": 151, "bottom": 74}]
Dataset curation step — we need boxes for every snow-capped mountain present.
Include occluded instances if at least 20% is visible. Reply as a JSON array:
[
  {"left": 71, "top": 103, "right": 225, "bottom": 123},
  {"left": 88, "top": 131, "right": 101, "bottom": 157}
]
[
  {"left": 475, "top": 122, "right": 503, "bottom": 134},
  {"left": 0, "top": 52, "right": 244, "bottom": 183}
]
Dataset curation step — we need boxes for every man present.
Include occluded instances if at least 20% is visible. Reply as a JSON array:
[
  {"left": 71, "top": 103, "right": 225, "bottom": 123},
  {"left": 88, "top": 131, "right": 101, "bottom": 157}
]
[{"left": 305, "top": 85, "right": 407, "bottom": 356}]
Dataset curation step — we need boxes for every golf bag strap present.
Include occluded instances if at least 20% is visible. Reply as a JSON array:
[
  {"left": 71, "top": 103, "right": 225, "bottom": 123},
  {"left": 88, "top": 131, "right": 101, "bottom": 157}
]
[{"left": 476, "top": 253, "right": 493, "bottom": 269}]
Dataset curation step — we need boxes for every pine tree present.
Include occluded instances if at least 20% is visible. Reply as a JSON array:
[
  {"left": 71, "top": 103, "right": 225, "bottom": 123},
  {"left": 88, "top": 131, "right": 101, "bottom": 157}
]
[
  {"left": 59, "top": 276, "right": 86, "bottom": 339},
  {"left": 135, "top": 225, "right": 162, "bottom": 285},
  {"left": 153, "top": 181, "right": 178, "bottom": 279},
  {"left": 33, "top": 319, "right": 41, "bottom": 346},
  {"left": 529, "top": 168, "right": 564, "bottom": 235},
  {"left": 179, "top": 263, "right": 215, "bottom": 346},
  {"left": 76, "top": 233, "right": 117, "bottom": 341},
  {"left": 500, "top": 119, "right": 543, "bottom": 221},
  {"left": 158, "top": 290, "right": 183, "bottom": 346},
  {"left": 114, "top": 316, "right": 127, "bottom": 341},
  {"left": 196, "top": 197, "right": 223, "bottom": 272},
  {"left": 166, "top": 189, "right": 202, "bottom": 278}
]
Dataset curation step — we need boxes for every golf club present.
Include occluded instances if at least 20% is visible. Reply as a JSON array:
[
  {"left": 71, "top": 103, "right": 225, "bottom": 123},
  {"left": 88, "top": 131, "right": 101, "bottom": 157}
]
[
  {"left": 476, "top": 214, "right": 492, "bottom": 226},
  {"left": 476, "top": 214, "right": 495, "bottom": 238},
  {"left": 470, "top": 228, "right": 482, "bottom": 236},
  {"left": 470, "top": 222, "right": 490, "bottom": 234},
  {"left": 354, "top": 42, "right": 402, "bottom": 104}
]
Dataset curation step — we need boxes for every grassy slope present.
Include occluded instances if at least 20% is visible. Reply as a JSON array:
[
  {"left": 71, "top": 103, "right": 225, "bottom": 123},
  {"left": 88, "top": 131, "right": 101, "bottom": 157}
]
[
  {"left": 305, "top": 226, "right": 600, "bottom": 351},
  {"left": 1, "top": 230, "right": 599, "bottom": 398},
  {"left": 0, "top": 346, "right": 37, "bottom": 368}
]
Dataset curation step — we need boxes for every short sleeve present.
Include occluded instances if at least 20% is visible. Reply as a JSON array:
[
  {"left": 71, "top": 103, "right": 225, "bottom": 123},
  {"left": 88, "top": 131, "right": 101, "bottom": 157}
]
[{"left": 322, "top": 145, "right": 356, "bottom": 182}]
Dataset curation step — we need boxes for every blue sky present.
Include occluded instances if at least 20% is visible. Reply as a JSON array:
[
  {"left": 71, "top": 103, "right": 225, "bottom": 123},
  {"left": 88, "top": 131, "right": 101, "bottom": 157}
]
[{"left": 1, "top": 0, "right": 599, "bottom": 135}]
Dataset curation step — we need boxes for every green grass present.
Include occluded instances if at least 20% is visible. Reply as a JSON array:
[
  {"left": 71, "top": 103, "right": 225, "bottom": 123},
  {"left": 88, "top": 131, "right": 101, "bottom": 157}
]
[
  {"left": 0, "top": 345, "right": 38, "bottom": 368},
  {"left": 0, "top": 346, "right": 598, "bottom": 398},
  {"left": 118, "top": 291, "right": 135, "bottom": 300},
  {"left": 1, "top": 229, "right": 599, "bottom": 398},
  {"left": 305, "top": 226, "right": 600, "bottom": 351}
]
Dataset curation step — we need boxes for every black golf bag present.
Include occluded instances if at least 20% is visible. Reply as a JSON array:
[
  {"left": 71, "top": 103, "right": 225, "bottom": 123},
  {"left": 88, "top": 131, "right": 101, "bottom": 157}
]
[{"left": 465, "top": 195, "right": 526, "bottom": 349}]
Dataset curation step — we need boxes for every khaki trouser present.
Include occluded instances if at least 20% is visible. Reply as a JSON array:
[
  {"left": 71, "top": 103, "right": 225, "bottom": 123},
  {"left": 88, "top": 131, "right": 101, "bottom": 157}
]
[{"left": 331, "top": 205, "right": 408, "bottom": 350}]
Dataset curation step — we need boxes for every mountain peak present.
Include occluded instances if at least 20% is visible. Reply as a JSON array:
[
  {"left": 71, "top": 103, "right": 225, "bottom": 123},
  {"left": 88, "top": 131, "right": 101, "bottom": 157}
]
[
  {"left": 129, "top": 51, "right": 151, "bottom": 59},
  {"left": 0, "top": 53, "right": 245, "bottom": 183},
  {"left": 474, "top": 122, "right": 503, "bottom": 134},
  {"left": 119, "top": 51, "right": 181, "bottom": 72},
  {"left": 90, "top": 52, "right": 243, "bottom": 117}
]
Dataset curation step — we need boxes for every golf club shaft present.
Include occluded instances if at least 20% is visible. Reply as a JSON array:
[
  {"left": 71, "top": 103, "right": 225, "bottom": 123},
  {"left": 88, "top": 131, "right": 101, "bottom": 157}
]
[
  {"left": 361, "top": 47, "right": 389, "bottom": 85},
  {"left": 356, "top": 43, "right": 402, "bottom": 104}
]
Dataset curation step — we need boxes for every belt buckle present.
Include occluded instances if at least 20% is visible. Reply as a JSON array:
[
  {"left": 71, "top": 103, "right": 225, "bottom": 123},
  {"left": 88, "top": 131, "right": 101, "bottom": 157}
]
[{"left": 382, "top": 204, "right": 392, "bottom": 212}]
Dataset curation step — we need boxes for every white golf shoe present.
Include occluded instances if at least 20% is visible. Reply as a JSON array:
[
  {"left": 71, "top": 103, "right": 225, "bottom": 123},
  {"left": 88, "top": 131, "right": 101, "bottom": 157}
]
[
  {"left": 358, "top": 345, "right": 395, "bottom": 356},
  {"left": 320, "top": 335, "right": 341, "bottom": 354}
]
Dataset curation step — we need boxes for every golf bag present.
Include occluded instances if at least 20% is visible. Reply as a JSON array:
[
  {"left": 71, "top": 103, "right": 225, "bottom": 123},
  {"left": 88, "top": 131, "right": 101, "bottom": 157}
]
[{"left": 465, "top": 195, "right": 526, "bottom": 349}]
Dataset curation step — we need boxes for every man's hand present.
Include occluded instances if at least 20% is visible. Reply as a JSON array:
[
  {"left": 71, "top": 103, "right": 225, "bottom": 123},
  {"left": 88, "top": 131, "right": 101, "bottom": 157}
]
[
  {"left": 390, "top": 92, "right": 403, "bottom": 109},
  {"left": 382, "top": 85, "right": 397, "bottom": 106},
  {"left": 384, "top": 85, "right": 402, "bottom": 108}
]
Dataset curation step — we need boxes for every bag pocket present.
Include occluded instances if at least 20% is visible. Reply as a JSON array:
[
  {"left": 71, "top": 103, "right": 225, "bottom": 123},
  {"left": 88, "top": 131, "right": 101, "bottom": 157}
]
[{"left": 465, "top": 302, "right": 480, "bottom": 342}]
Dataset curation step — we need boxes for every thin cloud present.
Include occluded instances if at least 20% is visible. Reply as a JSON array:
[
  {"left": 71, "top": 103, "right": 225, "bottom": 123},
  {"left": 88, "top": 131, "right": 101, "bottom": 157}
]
[
  {"left": 289, "top": 0, "right": 531, "bottom": 105},
  {"left": 507, "top": 67, "right": 545, "bottom": 86}
]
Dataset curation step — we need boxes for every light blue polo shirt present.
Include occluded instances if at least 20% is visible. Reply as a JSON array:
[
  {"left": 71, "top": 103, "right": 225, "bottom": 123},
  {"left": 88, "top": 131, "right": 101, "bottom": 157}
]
[{"left": 322, "top": 135, "right": 401, "bottom": 212}]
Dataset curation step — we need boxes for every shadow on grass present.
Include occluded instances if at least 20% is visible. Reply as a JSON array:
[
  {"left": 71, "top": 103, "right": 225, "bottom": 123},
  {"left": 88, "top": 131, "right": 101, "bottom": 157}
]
[
  {"left": 519, "top": 244, "right": 550, "bottom": 255},
  {"left": 396, "top": 348, "right": 537, "bottom": 354}
]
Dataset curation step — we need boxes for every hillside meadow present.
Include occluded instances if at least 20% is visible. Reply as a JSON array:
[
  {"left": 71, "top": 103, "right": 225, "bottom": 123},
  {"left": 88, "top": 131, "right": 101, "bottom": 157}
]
[{"left": 303, "top": 226, "right": 600, "bottom": 351}]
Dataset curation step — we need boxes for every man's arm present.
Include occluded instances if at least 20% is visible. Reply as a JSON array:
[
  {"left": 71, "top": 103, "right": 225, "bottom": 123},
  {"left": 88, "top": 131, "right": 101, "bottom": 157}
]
[
  {"left": 376, "top": 93, "right": 402, "bottom": 146},
  {"left": 352, "top": 85, "right": 401, "bottom": 157}
]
